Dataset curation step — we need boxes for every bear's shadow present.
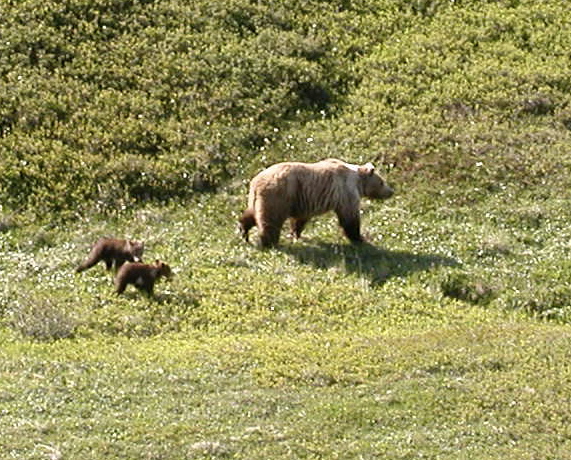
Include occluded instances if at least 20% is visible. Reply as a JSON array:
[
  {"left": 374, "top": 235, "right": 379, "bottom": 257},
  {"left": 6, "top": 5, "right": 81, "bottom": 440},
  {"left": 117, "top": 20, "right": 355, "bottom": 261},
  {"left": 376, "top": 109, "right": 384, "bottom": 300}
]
[{"left": 280, "top": 241, "right": 459, "bottom": 286}]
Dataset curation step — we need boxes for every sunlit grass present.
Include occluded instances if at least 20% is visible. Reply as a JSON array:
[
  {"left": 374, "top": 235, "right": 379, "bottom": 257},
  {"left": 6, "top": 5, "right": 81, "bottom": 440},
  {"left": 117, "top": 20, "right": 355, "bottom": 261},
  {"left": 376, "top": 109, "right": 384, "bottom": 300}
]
[
  {"left": 2, "top": 186, "right": 571, "bottom": 458},
  {"left": 2, "top": 0, "right": 571, "bottom": 457}
]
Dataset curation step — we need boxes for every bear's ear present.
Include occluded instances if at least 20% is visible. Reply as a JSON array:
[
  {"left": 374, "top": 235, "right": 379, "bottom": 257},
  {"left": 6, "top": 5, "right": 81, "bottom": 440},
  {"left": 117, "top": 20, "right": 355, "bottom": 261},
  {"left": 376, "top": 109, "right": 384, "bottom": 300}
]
[{"left": 359, "top": 162, "right": 375, "bottom": 176}]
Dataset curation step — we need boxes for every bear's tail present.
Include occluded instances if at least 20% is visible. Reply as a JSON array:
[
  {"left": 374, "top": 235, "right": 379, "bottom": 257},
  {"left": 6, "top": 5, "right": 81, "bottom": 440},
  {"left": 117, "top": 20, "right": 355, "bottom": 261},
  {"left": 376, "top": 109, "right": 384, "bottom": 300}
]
[{"left": 239, "top": 209, "right": 256, "bottom": 242}]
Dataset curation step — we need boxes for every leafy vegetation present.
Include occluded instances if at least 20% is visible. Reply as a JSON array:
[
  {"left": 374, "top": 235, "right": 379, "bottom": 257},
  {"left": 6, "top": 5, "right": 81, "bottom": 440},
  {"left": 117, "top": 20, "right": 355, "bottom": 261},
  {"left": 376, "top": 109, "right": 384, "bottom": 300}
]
[{"left": 2, "top": 0, "right": 571, "bottom": 458}]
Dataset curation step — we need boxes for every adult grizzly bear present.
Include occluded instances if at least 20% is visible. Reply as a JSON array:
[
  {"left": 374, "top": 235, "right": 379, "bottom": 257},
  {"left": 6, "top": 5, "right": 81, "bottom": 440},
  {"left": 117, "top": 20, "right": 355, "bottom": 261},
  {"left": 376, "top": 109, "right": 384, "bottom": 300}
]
[{"left": 239, "top": 158, "right": 394, "bottom": 248}]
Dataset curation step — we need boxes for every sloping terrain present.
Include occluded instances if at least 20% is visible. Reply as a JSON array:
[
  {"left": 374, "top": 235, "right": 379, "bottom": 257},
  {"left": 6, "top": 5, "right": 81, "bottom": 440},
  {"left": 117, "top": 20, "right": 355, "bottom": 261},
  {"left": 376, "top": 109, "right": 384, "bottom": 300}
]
[{"left": 1, "top": 1, "right": 571, "bottom": 458}]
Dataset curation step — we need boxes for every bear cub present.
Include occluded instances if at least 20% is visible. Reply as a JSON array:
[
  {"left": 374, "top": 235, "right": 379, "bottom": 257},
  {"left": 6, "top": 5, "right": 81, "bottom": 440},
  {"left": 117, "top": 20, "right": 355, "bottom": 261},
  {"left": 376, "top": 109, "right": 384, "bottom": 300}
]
[
  {"left": 76, "top": 238, "right": 144, "bottom": 273},
  {"left": 114, "top": 260, "right": 172, "bottom": 296}
]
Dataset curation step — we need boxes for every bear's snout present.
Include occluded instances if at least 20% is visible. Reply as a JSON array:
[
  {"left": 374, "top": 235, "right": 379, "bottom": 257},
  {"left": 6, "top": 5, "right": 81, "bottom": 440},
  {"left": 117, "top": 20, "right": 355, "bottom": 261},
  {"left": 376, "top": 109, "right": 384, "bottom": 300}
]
[
  {"left": 369, "top": 183, "right": 394, "bottom": 200},
  {"left": 382, "top": 185, "right": 394, "bottom": 199}
]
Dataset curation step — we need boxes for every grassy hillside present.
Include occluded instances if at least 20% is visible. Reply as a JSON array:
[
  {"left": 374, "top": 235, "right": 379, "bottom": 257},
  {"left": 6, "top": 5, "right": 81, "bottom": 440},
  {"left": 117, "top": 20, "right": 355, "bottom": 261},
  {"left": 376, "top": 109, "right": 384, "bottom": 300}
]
[
  {"left": 3, "top": 0, "right": 570, "bottom": 217},
  {"left": 2, "top": 0, "right": 571, "bottom": 458}
]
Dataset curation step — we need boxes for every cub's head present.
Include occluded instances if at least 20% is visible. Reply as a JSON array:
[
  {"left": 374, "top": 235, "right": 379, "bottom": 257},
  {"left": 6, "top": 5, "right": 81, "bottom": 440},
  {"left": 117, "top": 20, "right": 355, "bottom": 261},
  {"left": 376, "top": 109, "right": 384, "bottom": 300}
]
[
  {"left": 154, "top": 260, "right": 172, "bottom": 279},
  {"left": 127, "top": 240, "right": 145, "bottom": 262},
  {"left": 359, "top": 163, "right": 394, "bottom": 200}
]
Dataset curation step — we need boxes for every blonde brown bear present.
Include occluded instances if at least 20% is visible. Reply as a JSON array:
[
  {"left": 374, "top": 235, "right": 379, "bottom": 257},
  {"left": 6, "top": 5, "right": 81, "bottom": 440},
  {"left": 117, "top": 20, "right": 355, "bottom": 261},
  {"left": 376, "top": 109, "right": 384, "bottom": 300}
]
[{"left": 239, "top": 158, "right": 394, "bottom": 247}]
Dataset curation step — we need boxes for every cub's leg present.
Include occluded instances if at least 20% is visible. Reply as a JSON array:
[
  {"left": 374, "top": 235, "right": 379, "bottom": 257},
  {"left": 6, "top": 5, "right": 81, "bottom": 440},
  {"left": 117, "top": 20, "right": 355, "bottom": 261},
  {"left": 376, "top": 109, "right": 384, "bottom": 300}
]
[
  {"left": 143, "top": 283, "right": 154, "bottom": 297},
  {"left": 113, "top": 257, "right": 129, "bottom": 270},
  {"left": 289, "top": 217, "right": 309, "bottom": 239},
  {"left": 105, "top": 257, "right": 114, "bottom": 270},
  {"left": 115, "top": 278, "right": 127, "bottom": 295},
  {"left": 239, "top": 209, "right": 256, "bottom": 242}
]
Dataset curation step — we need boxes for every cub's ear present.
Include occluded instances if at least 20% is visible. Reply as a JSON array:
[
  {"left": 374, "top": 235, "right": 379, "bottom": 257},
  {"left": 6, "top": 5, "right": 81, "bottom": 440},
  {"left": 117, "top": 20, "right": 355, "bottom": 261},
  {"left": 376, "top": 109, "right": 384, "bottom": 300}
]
[{"left": 359, "top": 162, "right": 375, "bottom": 176}]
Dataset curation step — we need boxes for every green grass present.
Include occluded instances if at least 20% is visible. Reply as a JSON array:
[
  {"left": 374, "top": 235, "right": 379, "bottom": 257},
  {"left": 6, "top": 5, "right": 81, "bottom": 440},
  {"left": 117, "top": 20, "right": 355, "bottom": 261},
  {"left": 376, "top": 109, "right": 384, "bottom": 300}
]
[
  {"left": 2, "top": 0, "right": 571, "bottom": 457},
  {"left": 2, "top": 323, "right": 570, "bottom": 459},
  {"left": 2, "top": 189, "right": 571, "bottom": 458},
  {"left": 2, "top": 314, "right": 571, "bottom": 458}
]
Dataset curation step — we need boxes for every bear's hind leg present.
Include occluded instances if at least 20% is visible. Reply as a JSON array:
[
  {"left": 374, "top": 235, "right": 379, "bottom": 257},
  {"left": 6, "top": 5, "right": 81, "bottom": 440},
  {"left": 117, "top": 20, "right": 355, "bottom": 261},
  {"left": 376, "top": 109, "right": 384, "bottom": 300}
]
[
  {"left": 75, "top": 249, "right": 102, "bottom": 273},
  {"left": 337, "top": 211, "right": 363, "bottom": 244},
  {"left": 105, "top": 257, "right": 115, "bottom": 271},
  {"left": 259, "top": 216, "right": 285, "bottom": 248}
]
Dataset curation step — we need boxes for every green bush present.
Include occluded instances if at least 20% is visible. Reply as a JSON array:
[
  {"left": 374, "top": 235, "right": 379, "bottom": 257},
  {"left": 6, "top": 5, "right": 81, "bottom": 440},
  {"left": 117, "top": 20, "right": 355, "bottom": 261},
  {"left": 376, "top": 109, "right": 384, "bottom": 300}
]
[
  {"left": 440, "top": 271, "right": 496, "bottom": 306},
  {"left": 1, "top": 0, "right": 571, "bottom": 219},
  {"left": 1, "top": 0, "right": 377, "bottom": 218}
]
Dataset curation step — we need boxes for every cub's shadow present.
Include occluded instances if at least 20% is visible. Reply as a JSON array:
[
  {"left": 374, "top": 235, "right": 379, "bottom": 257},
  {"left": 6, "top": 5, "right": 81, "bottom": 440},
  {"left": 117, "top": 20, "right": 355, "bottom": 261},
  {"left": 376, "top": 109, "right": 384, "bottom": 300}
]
[{"left": 280, "top": 242, "right": 459, "bottom": 286}]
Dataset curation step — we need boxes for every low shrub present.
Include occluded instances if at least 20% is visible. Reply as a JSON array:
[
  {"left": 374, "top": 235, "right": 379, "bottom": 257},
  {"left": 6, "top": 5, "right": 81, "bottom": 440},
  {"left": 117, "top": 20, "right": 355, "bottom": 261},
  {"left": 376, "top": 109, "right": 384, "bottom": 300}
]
[
  {"left": 7, "top": 292, "right": 79, "bottom": 341},
  {"left": 440, "top": 271, "right": 496, "bottom": 306}
]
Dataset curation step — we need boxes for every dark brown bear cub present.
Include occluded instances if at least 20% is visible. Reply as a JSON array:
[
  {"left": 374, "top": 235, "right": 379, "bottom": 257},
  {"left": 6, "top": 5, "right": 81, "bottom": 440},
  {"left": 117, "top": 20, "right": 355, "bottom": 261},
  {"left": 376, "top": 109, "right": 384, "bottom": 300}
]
[
  {"left": 114, "top": 260, "right": 172, "bottom": 296},
  {"left": 76, "top": 238, "right": 144, "bottom": 273}
]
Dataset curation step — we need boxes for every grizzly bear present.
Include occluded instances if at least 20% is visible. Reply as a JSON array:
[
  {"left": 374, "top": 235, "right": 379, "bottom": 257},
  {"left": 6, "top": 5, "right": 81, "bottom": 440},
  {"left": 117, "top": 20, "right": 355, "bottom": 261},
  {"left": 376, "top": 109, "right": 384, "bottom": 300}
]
[
  {"left": 114, "top": 260, "right": 172, "bottom": 296},
  {"left": 239, "top": 158, "right": 394, "bottom": 247},
  {"left": 76, "top": 237, "right": 144, "bottom": 273}
]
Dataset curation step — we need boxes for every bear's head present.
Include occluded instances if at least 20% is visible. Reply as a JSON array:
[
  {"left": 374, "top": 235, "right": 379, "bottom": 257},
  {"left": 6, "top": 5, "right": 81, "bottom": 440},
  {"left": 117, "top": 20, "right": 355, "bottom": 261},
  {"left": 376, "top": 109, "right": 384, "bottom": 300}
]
[
  {"left": 359, "top": 163, "right": 394, "bottom": 200},
  {"left": 127, "top": 240, "right": 145, "bottom": 262},
  {"left": 154, "top": 260, "right": 173, "bottom": 279}
]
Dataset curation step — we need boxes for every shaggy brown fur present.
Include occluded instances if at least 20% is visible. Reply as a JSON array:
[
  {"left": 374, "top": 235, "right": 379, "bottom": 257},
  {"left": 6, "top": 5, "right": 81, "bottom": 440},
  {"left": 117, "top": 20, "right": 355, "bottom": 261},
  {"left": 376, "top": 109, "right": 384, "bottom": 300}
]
[
  {"left": 114, "top": 260, "right": 172, "bottom": 296},
  {"left": 76, "top": 238, "right": 144, "bottom": 273},
  {"left": 239, "top": 158, "right": 394, "bottom": 247}
]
